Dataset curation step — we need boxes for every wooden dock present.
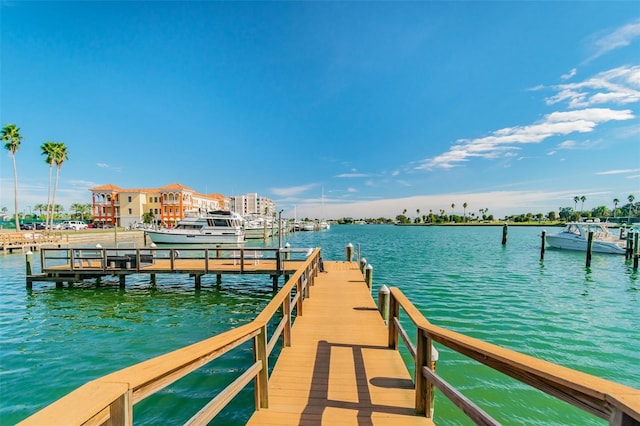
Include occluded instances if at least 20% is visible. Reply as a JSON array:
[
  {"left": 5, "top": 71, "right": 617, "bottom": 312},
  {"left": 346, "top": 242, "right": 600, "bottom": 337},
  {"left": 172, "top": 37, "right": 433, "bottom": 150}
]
[
  {"left": 17, "top": 246, "right": 640, "bottom": 426},
  {"left": 247, "top": 260, "right": 433, "bottom": 425},
  {"left": 27, "top": 247, "right": 314, "bottom": 289}
]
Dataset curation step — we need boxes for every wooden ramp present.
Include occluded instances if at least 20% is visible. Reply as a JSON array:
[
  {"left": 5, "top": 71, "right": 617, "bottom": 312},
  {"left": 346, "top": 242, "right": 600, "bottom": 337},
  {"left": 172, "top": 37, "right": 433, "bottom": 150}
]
[{"left": 247, "top": 261, "right": 434, "bottom": 426}]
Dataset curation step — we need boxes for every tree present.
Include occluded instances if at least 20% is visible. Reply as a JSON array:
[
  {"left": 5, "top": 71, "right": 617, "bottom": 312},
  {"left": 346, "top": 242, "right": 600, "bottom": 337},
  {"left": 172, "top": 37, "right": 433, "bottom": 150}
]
[
  {"left": 41, "top": 141, "right": 59, "bottom": 229},
  {"left": 34, "top": 203, "right": 47, "bottom": 220},
  {"left": 416, "top": 209, "right": 420, "bottom": 223},
  {"left": 629, "top": 195, "right": 636, "bottom": 220},
  {"left": 51, "top": 143, "right": 69, "bottom": 227},
  {"left": 463, "top": 202, "right": 468, "bottom": 222},
  {"left": 580, "top": 195, "right": 586, "bottom": 212},
  {"left": 613, "top": 198, "right": 620, "bottom": 217},
  {"left": 450, "top": 203, "right": 455, "bottom": 222},
  {"left": 70, "top": 203, "right": 91, "bottom": 221},
  {"left": 1, "top": 124, "right": 23, "bottom": 231}
]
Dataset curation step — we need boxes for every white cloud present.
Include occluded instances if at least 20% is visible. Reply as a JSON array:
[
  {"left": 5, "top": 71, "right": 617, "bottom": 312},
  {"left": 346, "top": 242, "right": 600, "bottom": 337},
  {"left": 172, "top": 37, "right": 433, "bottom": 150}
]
[
  {"left": 270, "top": 183, "right": 316, "bottom": 197},
  {"left": 546, "top": 66, "right": 640, "bottom": 108},
  {"left": 596, "top": 168, "right": 640, "bottom": 175},
  {"left": 587, "top": 18, "right": 640, "bottom": 61},
  {"left": 334, "top": 173, "right": 370, "bottom": 178},
  {"left": 415, "top": 107, "right": 633, "bottom": 170},
  {"left": 561, "top": 68, "right": 577, "bottom": 80}
]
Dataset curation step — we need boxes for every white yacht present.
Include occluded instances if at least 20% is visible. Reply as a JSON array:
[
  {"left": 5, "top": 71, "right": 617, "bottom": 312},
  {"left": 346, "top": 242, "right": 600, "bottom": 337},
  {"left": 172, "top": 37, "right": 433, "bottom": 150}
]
[
  {"left": 145, "top": 210, "right": 245, "bottom": 245},
  {"left": 545, "top": 222, "right": 625, "bottom": 255}
]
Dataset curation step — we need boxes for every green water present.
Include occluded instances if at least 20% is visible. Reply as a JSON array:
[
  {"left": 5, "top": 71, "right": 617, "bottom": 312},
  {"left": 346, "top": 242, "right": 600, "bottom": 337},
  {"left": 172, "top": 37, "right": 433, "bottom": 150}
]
[{"left": 1, "top": 225, "right": 638, "bottom": 425}]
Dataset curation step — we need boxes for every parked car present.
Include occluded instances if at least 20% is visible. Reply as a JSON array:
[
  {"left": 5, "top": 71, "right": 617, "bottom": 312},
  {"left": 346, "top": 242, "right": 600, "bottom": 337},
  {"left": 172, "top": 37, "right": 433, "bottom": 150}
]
[
  {"left": 61, "top": 220, "right": 88, "bottom": 230},
  {"left": 20, "top": 223, "right": 35, "bottom": 230}
]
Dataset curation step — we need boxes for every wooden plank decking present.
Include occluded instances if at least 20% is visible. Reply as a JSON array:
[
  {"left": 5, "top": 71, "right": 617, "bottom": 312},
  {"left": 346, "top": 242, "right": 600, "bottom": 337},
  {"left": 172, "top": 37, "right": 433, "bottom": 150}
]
[{"left": 247, "top": 260, "right": 434, "bottom": 426}]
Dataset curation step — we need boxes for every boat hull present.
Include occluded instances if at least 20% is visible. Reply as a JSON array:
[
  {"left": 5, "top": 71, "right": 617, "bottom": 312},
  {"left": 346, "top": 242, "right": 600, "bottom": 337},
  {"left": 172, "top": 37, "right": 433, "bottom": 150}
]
[
  {"left": 145, "top": 230, "right": 245, "bottom": 245},
  {"left": 545, "top": 235, "right": 625, "bottom": 255}
]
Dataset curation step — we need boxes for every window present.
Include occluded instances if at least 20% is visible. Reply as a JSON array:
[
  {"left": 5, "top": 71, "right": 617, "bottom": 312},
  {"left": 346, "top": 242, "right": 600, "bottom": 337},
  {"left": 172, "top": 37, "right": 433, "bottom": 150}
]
[
  {"left": 128, "top": 208, "right": 132, "bottom": 214},
  {"left": 128, "top": 196, "right": 132, "bottom": 202}
]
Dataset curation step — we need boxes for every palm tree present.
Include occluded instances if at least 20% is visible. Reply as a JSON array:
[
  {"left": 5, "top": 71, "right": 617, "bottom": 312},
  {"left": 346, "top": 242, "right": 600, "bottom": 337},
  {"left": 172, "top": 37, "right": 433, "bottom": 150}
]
[
  {"left": 463, "top": 202, "right": 468, "bottom": 222},
  {"left": 613, "top": 198, "right": 619, "bottom": 217},
  {"left": 51, "top": 143, "right": 69, "bottom": 227},
  {"left": 1, "top": 124, "right": 23, "bottom": 231},
  {"left": 580, "top": 196, "right": 586, "bottom": 213},
  {"left": 573, "top": 196, "right": 579, "bottom": 212},
  {"left": 629, "top": 195, "right": 636, "bottom": 220},
  {"left": 416, "top": 209, "right": 420, "bottom": 223},
  {"left": 34, "top": 203, "right": 47, "bottom": 220},
  {"left": 41, "top": 141, "right": 58, "bottom": 229},
  {"left": 450, "top": 203, "right": 455, "bottom": 222}
]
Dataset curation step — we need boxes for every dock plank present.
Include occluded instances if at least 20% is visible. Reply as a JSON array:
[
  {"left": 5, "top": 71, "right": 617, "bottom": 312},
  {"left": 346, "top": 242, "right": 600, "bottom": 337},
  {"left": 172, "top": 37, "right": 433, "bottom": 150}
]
[{"left": 247, "top": 261, "right": 434, "bottom": 425}]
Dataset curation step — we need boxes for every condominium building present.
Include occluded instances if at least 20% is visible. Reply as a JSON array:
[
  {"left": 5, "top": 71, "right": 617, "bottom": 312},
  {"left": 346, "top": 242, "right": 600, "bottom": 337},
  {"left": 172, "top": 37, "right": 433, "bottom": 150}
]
[
  {"left": 230, "top": 193, "right": 276, "bottom": 217},
  {"left": 89, "top": 183, "right": 230, "bottom": 228}
]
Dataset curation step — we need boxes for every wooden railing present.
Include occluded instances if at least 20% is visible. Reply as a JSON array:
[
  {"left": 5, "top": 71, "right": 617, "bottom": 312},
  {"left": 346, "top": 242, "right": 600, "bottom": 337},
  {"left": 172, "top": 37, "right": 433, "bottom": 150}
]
[
  {"left": 386, "top": 286, "right": 640, "bottom": 425},
  {"left": 18, "top": 248, "right": 321, "bottom": 425},
  {"left": 39, "top": 246, "right": 314, "bottom": 274}
]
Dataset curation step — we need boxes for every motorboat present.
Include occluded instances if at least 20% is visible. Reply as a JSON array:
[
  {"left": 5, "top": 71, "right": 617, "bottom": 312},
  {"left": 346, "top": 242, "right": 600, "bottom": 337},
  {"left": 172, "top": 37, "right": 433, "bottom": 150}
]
[
  {"left": 243, "top": 216, "right": 274, "bottom": 240},
  {"left": 545, "top": 222, "right": 625, "bottom": 255},
  {"left": 145, "top": 210, "right": 245, "bottom": 245}
]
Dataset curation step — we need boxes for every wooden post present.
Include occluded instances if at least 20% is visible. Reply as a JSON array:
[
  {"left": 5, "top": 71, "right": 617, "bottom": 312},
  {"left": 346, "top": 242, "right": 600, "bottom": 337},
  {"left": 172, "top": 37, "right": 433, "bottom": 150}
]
[
  {"left": 501, "top": 224, "right": 508, "bottom": 245},
  {"left": 359, "top": 257, "right": 367, "bottom": 274},
  {"left": 296, "top": 276, "right": 303, "bottom": 317},
  {"left": 585, "top": 231, "right": 594, "bottom": 267},
  {"left": 388, "top": 292, "right": 399, "bottom": 350},
  {"left": 365, "top": 264, "right": 373, "bottom": 292},
  {"left": 119, "top": 274, "right": 126, "bottom": 288},
  {"left": 271, "top": 275, "right": 278, "bottom": 292},
  {"left": 378, "top": 284, "right": 390, "bottom": 322},
  {"left": 345, "top": 243, "right": 354, "bottom": 262},
  {"left": 216, "top": 274, "right": 222, "bottom": 285},
  {"left": 540, "top": 231, "right": 546, "bottom": 260},
  {"left": 194, "top": 274, "right": 201, "bottom": 290},
  {"left": 26, "top": 251, "right": 33, "bottom": 288},
  {"left": 283, "top": 290, "right": 291, "bottom": 347},
  {"left": 254, "top": 324, "right": 269, "bottom": 409},
  {"left": 415, "top": 328, "right": 428, "bottom": 415}
]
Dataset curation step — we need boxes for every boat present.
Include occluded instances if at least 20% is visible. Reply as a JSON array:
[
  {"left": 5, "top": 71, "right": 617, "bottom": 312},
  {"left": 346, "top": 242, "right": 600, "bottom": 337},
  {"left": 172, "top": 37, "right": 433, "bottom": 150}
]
[
  {"left": 545, "top": 221, "right": 625, "bottom": 254},
  {"left": 145, "top": 210, "right": 245, "bottom": 245},
  {"left": 243, "top": 216, "right": 274, "bottom": 240}
]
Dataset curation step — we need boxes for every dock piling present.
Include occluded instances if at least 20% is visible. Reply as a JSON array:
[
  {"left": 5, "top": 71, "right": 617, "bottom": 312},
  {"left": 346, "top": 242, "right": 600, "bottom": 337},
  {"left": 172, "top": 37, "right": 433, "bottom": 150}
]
[
  {"left": 345, "top": 243, "right": 354, "bottom": 262},
  {"left": 365, "top": 264, "right": 373, "bottom": 291},
  {"left": 586, "top": 231, "right": 593, "bottom": 267},
  {"left": 540, "top": 231, "right": 546, "bottom": 260},
  {"left": 501, "top": 224, "right": 508, "bottom": 245},
  {"left": 377, "top": 284, "right": 390, "bottom": 322}
]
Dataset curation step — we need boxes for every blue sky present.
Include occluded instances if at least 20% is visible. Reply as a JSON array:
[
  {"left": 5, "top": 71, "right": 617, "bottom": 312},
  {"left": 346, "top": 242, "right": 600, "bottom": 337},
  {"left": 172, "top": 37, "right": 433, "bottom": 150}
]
[{"left": 1, "top": 1, "right": 639, "bottom": 220}]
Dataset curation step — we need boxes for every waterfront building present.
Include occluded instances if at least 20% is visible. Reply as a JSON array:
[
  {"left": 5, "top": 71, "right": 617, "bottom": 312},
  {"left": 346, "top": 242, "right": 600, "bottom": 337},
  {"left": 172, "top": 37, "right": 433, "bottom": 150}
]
[
  {"left": 89, "top": 183, "right": 230, "bottom": 228},
  {"left": 231, "top": 192, "right": 275, "bottom": 217}
]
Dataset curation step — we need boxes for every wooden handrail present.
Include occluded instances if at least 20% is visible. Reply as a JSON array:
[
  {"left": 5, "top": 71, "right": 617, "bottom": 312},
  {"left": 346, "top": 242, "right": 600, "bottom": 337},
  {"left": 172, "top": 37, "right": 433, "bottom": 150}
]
[
  {"left": 388, "top": 286, "right": 640, "bottom": 425},
  {"left": 18, "top": 248, "right": 322, "bottom": 426}
]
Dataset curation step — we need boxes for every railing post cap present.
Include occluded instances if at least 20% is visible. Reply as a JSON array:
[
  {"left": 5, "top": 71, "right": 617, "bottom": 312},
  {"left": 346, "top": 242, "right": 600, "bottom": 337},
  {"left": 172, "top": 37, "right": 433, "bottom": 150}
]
[
  {"left": 360, "top": 257, "right": 367, "bottom": 263},
  {"left": 378, "top": 284, "right": 389, "bottom": 294},
  {"left": 366, "top": 264, "right": 373, "bottom": 270},
  {"left": 347, "top": 242, "right": 353, "bottom": 248},
  {"left": 95, "top": 244, "right": 102, "bottom": 248},
  {"left": 285, "top": 242, "right": 290, "bottom": 248},
  {"left": 26, "top": 250, "right": 33, "bottom": 255}
]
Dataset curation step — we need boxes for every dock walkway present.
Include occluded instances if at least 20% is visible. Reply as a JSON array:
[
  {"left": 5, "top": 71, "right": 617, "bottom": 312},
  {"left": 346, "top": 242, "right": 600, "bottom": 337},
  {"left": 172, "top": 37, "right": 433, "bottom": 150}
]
[{"left": 247, "top": 260, "right": 433, "bottom": 426}]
